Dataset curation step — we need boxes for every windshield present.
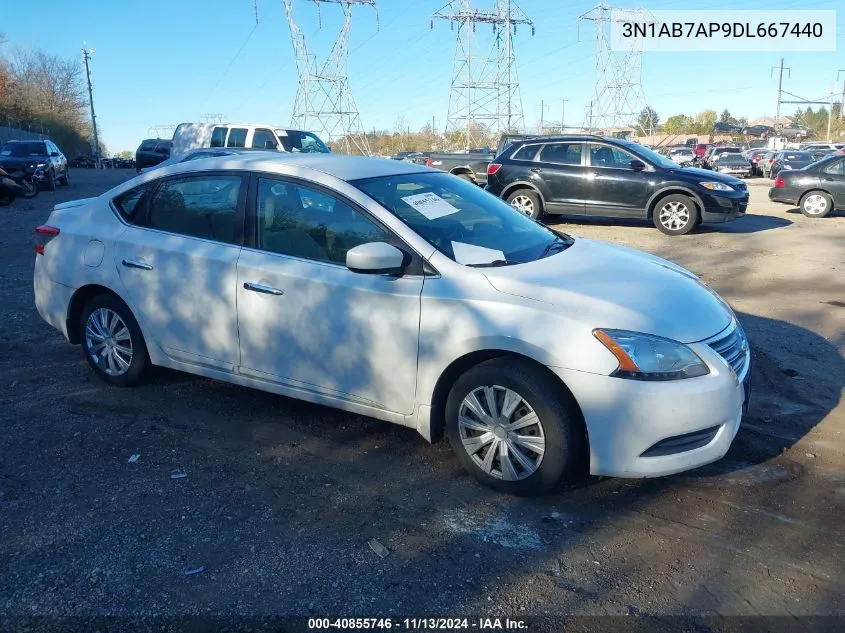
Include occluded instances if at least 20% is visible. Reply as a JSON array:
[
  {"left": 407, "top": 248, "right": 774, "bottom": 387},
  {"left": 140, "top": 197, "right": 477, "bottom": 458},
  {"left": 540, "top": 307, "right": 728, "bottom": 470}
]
[
  {"left": 351, "top": 172, "right": 571, "bottom": 267},
  {"left": 276, "top": 130, "right": 330, "bottom": 154},
  {"left": 0, "top": 142, "right": 47, "bottom": 157},
  {"left": 615, "top": 141, "right": 678, "bottom": 169}
]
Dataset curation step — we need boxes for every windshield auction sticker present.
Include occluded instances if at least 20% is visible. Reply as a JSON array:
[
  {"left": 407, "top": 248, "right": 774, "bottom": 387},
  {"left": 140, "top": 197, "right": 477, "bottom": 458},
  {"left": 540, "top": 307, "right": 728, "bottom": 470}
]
[
  {"left": 610, "top": 10, "right": 836, "bottom": 52},
  {"left": 401, "top": 192, "right": 459, "bottom": 220}
]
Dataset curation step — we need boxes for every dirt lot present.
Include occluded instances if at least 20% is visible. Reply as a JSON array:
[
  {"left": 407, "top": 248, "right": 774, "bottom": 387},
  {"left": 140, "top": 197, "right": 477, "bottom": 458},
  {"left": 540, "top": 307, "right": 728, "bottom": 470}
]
[{"left": 1, "top": 169, "right": 843, "bottom": 630}]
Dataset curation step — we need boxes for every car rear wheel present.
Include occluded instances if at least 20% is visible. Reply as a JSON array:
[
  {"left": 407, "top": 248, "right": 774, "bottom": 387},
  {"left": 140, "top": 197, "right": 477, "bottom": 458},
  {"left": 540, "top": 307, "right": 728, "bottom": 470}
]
[
  {"left": 60, "top": 169, "right": 70, "bottom": 186},
  {"left": 799, "top": 191, "right": 833, "bottom": 218},
  {"left": 45, "top": 169, "right": 57, "bottom": 191},
  {"left": 80, "top": 294, "right": 149, "bottom": 387},
  {"left": 445, "top": 358, "right": 585, "bottom": 495},
  {"left": 506, "top": 189, "right": 543, "bottom": 220},
  {"left": 653, "top": 194, "right": 699, "bottom": 236}
]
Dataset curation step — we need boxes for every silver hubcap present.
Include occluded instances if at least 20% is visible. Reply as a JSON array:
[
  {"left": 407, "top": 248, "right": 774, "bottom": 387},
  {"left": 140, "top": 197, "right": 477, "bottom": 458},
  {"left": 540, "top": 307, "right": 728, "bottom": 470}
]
[
  {"left": 510, "top": 195, "right": 535, "bottom": 216},
  {"left": 85, "top": 308, "right": 133, "bottom": 376},
  {"left": 803, "top": 194, "right": 827, "bottom": 215},
  {"left": 659, "top": 201, "right": 690, "bottom": 231},
  {"left": 458, "top": 385, "right": 545, "bottom": 481}
]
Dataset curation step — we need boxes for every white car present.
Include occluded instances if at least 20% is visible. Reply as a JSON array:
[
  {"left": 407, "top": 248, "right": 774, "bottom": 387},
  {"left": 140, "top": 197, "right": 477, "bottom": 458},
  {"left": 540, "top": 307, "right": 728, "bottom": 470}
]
[{"left": 33, "top": 154, "right": 751, "bottom": 495}]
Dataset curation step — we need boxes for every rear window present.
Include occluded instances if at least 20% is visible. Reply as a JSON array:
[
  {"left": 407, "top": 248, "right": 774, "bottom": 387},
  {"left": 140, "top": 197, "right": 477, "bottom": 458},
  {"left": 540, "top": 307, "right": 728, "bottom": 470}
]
[
  {"left": 226, "top": 128, "right": 248, "bottom": 148},
  {"left": 210, "top": 127, "right": 227, "bottom": 148},
  {"left": 113, "top": 184, "right": 152, "bottom": 224},
  {"left": 783, "top": 152, "right": 811, "bottom": 161},
  {"left": 511, "top": 144, "right": 540, "bottom": 161}
]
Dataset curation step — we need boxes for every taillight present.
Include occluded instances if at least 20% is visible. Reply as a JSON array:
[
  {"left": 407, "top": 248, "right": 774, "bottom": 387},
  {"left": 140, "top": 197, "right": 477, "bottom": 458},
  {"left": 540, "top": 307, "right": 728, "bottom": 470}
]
[
  {"left": 774, "top": 176, "right": 785, "bottom": 188},
  {"left": 426, "top": 157, "right": 432, "bottom": 167},
  {"left": 35, "top": 225, "right": 60, "bottom": 255},
  {"left": 487, "top": 163, "right": 502, "bottom": 175}
]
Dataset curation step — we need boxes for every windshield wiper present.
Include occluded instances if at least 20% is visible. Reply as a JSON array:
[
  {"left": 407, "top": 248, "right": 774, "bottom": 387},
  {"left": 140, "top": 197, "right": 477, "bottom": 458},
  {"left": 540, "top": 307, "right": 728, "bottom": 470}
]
[
  {"left": 467, "top": 259, "right": 509, "bottom": 268},
  {"left": 539, "top": 236, "right": 572, "bottom": 259}
]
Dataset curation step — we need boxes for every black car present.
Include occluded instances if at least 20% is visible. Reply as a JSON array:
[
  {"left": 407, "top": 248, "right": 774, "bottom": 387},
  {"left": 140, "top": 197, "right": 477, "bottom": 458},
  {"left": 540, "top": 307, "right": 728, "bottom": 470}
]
[
  {"left": 135, "top": 138, "right": 171, "bottom": 174},
  {"left": 769, "top": 153, "right": 845, "bottom": 218},
  {"left": 0, "top": 139, "right": 69, "bottom": 190},
  {"left": 485, "top": 135, "right": 749, "bottom": 236},
  {"left": 770, "top": 151, "right": 815, "bottom": 178}
]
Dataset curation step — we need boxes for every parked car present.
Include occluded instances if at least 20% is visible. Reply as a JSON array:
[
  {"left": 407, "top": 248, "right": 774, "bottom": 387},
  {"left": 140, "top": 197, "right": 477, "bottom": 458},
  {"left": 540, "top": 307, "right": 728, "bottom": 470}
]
[
  {"left": 0, "top": 139, "right": 68, "bottom": 191},
  {"left": 170, "top": 122, "right": 329, "bottom": 158},
  {"left": 759, "top": 151, "right": 778, "bottom": 179},
  {"left": 425, "top": 150, "right": 493, "bottom": 185},
  {"left": 485, "top": 135, "right": 749, "bottom": 236},
  {"left": 713, "top": 153, "right": 752, "bottom": 178},
  {"left": 72, "top": 156, "right": 96, "bottom": 168},
  {"left": 667, "top": 147, "right": 695, "bottom": 166},
  {"left": 135, "top": 139, "right": 171, "bottom": 174},
  {"left": 714, "top": 121, "right": 742, "bottom": 134},
  {"left": 770, "top": 151, "right": 815, "bottom": 178},
  {"left": 701, "top": 146, "right": 741, "bottom": 170},
  {"left": 741, "top": 125, "right": 773, "bottom": 138},
  {"left": 138, "top": 147, "right": 277, "bottom": 174},
  {"left": 33, "top": 153, "right": 751, "bottom": 495},
  {"left": 769, "top": 153, "right": 845, "bottom": 218},
  {"left": 800, "top": 142, "right": 845, "bottom": 152},
  {"left": 693, "top": 143, "right": 711, "bottom": 158}
]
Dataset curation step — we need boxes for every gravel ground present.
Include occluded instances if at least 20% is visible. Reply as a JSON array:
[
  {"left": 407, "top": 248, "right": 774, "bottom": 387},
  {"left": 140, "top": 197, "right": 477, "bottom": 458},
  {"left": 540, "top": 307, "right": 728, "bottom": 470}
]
[{"left": 1, "top": 169, "right": 843, "bottom": 631}]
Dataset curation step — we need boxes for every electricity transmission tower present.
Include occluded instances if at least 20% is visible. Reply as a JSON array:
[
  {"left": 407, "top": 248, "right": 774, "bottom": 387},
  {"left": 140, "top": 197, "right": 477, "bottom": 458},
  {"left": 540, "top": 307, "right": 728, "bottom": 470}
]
[
  {"left": 284, "top": 0, "right": 377, "bottom": 155},
  {"left": 433, "top": 0, "right": 534, "bottom": 149},
  {"left": 579, "top": 5, "right": 654, "bottom": 137}
]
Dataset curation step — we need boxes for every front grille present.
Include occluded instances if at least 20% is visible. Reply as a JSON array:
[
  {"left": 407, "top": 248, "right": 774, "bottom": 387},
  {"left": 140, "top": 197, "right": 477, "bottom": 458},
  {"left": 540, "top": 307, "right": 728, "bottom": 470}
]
[{"left": 707, "top": 321, "right": 749, "bottom": 379}]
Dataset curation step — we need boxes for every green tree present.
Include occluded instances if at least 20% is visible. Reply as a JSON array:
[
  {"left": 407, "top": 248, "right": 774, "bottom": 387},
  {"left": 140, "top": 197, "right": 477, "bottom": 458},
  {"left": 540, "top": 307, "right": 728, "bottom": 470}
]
[
  {"left": 664, "top": 114, "right": 695, "bottom": 135},
  {"left": 719, "top": 109, "right": 738, "bottom": 124},
  {"left": 694, "top": 109, "right": 717, "bottom": 135},
  {"left": 118, "top": 150, "right": 133, "bottom": 160},
  {"left": 636, "top": 106, "right": 659, "bottom": 133}
]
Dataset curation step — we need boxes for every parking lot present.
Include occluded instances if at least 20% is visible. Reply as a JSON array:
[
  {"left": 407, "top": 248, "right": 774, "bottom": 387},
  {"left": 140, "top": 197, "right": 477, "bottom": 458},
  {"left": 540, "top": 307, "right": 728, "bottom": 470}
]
[{"left": 1, "top": 169, "right": 843, "bottom": 627}]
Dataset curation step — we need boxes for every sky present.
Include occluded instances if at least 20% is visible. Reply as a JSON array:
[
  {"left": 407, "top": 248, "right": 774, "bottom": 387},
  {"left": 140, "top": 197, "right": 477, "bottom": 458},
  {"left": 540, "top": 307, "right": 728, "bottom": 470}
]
[{"left": 1, "top": 0, "right": 843, "bottom": 153}]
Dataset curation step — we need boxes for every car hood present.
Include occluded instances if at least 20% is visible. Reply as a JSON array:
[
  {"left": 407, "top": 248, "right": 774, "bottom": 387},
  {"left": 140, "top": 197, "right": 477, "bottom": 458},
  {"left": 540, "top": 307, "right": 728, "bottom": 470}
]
[
  {"left": 668, "top": 166, "right": 743, "bottom": 185},
  {"left": 481, "top": 238, "right": 732, "bottom": 344}
]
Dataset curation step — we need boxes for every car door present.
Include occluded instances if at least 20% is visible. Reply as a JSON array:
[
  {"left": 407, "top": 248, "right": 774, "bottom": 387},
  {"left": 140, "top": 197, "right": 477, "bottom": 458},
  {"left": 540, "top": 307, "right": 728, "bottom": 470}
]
[
  {"left": 236, "top": 176, "right": 424, "bottom": 415},
  {"left": 583, "top": 143, "right": 653, "bottom": 218},
  {"left": 532, "top": 142, "right": 586, "bottom": 215},
  {"left": 821, "top": 158, "right": 845, "bottom": 206},
  {"left": 112, "top": 172, "right": 246, "bottom": 371}
]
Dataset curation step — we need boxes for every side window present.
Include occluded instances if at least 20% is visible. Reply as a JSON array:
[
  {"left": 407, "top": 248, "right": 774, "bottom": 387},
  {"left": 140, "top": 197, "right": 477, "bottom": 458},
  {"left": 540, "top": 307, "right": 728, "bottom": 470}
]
[
  {"left": 256, "top": 178, "right": 389, "bottom": 264},
  {"left": 539, "top": 143, "right": 583, "bottom": 166},
  {"left": 147, "top": 175, "right": 242, "bottom": 244},
  {"left": 113, "top": 184, "right": 152, "bottom": 224},
  {"left": 210, "top": 127, "right": 227, "bottom": 148},
  {"left": 226, "top": 128, "right": 248, "bottom": 148},
  {"left": 823, "top": 159, "right": 845, "bottom": 176},
  {"left": 589, "top": 144, "right": 635, "bottom": 168},
  {"left": 511, "top": 144, "right": 540, "bottom": 161},
  {"left": 251, "top": 129, "right": 278, "bottom": 150}
]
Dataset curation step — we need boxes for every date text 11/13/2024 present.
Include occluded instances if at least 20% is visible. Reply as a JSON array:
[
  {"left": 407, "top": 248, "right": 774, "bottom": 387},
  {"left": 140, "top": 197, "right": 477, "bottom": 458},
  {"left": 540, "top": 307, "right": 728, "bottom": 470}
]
[{"left": 307, "top": 618, "right": 529, "bottom": 630}]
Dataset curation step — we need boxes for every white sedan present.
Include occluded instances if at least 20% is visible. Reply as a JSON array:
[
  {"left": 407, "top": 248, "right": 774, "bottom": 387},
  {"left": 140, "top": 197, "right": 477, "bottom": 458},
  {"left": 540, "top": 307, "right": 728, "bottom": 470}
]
[{"left": 34, "top": 154, "right": 751, "bottom": 495}]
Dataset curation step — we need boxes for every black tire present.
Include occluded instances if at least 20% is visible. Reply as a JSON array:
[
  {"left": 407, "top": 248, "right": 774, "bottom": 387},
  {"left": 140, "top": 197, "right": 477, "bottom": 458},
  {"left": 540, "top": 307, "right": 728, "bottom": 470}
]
[
  {"left": 21, "top": 179, "right": 39, "bottom": 199},
  {"left": 45, "top": 169, "right": 57, "bottom": 191},
  {"left": 653, "top": 193, "right": 699, "bottom": 236},
  {"left": 60, "top": 169, "right": 70, "bottom": 186},
  {"left": 799, "top": 191, "right": 833, "bottom": 218},
  {"left": 445, "top": 358, "right": 586, "bottom": 495},
  {"left": 506, "top": 188, "right": 543, "bottom": 220},
  {"left": 79, "top": 294, "right": 149, "bottom": 387}
]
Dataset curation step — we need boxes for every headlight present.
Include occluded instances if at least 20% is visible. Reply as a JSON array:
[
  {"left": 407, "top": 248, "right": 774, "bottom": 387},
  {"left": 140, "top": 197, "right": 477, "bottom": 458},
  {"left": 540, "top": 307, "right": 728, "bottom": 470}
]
[
  {"left": 35, "top": 163, "right": 46, "bottom": 168},
  {"left": 593, "top": 329, "right": 710, "bottom": 381},
  {"left": 700, "top": 181, "right": 733, "bottom": 191}
]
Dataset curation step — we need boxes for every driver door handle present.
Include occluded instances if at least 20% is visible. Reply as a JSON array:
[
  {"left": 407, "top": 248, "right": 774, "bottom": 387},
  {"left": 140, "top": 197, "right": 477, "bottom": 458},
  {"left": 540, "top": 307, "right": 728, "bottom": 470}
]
[
  {"left": 122, "top": 259, "right": 153, "bottom": 271},
  {"left": 243, "top": 282, "right": 284, "bottom": 296}
]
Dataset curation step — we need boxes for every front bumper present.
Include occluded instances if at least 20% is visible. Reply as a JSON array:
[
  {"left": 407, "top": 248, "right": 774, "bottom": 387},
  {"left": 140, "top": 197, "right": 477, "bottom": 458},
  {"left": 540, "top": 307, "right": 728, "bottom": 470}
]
[
  {"left": 699, "top": 189, "right": 749, "bottom": 223},
  {"left": 550, "top": 339, "right": 749, "bottom": 478}
]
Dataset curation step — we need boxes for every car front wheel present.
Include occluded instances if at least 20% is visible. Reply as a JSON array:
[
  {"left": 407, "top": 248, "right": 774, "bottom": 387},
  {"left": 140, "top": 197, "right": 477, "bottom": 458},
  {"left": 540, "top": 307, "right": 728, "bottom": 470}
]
[
  {"left": 654, "top": 194, "right": 699, "bottom": 236},
  {"left": 80, "top": 294, "right": 149, "bottom": 386},
  {"left": 799, "top": 191, "right": 833, "bottom": 218},
  {"left": 445, "top": 358, "right": 585, "bottom": 495}
]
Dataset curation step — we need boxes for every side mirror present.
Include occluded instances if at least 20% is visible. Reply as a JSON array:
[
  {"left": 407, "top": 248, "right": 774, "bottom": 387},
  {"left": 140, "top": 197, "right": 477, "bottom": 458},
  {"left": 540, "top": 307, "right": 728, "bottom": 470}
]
[
  {"left": 630, "top": 159, "right": 646, "bottom": 172},
  {"left": 50, "top": 151, "right": 59, "bottom": 158},
  {"left": 346, "top": 242, "right": 405, "bottom": 275}
]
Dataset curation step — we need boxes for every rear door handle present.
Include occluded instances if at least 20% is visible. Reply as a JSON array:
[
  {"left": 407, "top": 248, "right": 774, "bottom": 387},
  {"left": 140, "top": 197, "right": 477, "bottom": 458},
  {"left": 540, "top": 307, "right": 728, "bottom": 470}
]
[
  {"left": 530, "top": 167, "right": 542, "bottom": 173},
  {"left": 121, "top": 259, "right": 153, "bottom": 271},
  {"left": 243, "top": 282, "right": 284, "bottom": 296}
]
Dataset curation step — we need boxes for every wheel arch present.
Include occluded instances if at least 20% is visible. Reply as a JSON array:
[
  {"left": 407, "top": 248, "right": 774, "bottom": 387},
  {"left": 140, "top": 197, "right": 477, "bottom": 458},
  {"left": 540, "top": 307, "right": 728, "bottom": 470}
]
[
  {"left": 426, "top": 349, "right": 587, "bottom": 450},
  {"left": 66, "top": 284, "right": 131, "bottom": 345},
  {"left": 799, "top": 187, "right": 835, "bottom": 202},
  {"left": 646, "top": 187, "right": 704, "bottom": 219},
  {"left": 448, "top": 166, "right": 475, "bottom": 178},
  {"left": 501, "top": 181, "right": 545, "bottom": 203}
]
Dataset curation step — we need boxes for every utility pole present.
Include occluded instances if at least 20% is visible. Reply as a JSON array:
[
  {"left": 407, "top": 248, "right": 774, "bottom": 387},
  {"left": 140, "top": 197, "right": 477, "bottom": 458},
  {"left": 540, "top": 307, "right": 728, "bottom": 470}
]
[
  {"left": 81, "top": 47, "right": 100, "bottom": 168},
  {"left": 559, "top": 98, "right": 569, "bottom": 132},
  {"left": 537, "top": 99, "right": 546, "bottom": 134},
  {"left": 839, "top": 69, "right": 845, "bottom": 122},
  {"left": 827, "top": 87, "right": 834, "bottom": 141},
  {"left": 771, "top": 58, "right": 791, "bottom": 134}
]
